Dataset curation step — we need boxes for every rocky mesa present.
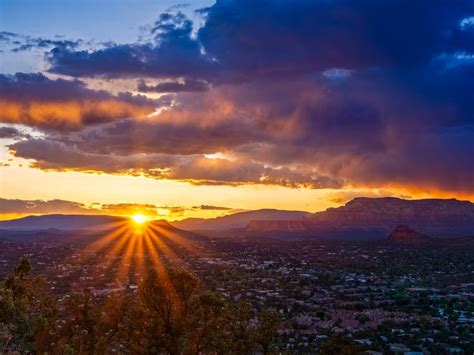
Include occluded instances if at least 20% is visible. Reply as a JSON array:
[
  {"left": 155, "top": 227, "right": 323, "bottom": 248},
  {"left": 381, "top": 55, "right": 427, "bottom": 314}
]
[{"left": 246, "top": 197, "right": 474, "bottom": 239}]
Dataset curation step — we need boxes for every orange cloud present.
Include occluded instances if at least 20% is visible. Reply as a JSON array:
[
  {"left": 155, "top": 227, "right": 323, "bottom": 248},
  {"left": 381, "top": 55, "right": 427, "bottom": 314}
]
[
  {"left": 0, "top": 99, "right": 155, "bottom": 130},
  {"left": 0, "top": 73, "right": 161, "bottom": 131}
]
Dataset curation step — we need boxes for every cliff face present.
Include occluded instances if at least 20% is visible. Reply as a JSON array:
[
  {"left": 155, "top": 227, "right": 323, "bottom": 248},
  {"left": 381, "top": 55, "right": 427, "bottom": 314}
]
[
  {"left": 246, "top": 198, "right": 474, "bottom": 239},
  {"left": 307, "top": 197, "right": 474, "bottom": 237}
]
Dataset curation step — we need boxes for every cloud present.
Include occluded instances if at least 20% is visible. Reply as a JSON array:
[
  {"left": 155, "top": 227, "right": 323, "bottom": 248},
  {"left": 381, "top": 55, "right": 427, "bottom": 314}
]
[
  {"left": 8, "top": 138, "right": 184, "bottom": 174},
  {"left": 0, "top": 198, "right": 92, "bottom": 215},
  {"left": 47, "top": 1, "right": 474, "bottom": 82},
  {"left": 0, "top": 126, "right": 29, "bottom": 139},
  {"left": 195, "top": 205, "right": 233, "bottom": 211},
  {"left": 0, "top": 73, "right": 161, "bottom": 131},
  {"left": 3, "top": 1, "right": 474, "bottom": 196},
  {"left": 0, "top": 198, "right": 168, "bottom": 218},
  {"left": 8, "top": 138, "right": 341, "bottom": 189},
  {"left": 0, "top": 198, "right": 236, "bottom": 220},
  {"left": 48, "top": 12, "right": 217, "bottom": 79},
  {"left": 137, "top": 78, "right": 209, "bottom": 93},
  {"left": 7, "top": 65, "right": 474, "bottom": 193},
  {"left": 0, "top": 31, "right": 81, "bottom": 52},
  {"left": 97, "top": 203, "right": 160, "bottom": 217},
  {"left": 167, "top": 156, "right": 342, "bottom": 189},
  {"left": 326, "top": 190, "right": 413, "bottom": 205}
]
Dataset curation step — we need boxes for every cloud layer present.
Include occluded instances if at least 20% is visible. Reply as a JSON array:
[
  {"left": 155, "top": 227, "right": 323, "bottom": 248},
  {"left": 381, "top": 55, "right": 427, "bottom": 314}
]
[
  {"left": 2, "top": 0, "right": 474, "bottom": 195},
  {"left": 0, "top": 198, "right": 237, "bottom": 220}
]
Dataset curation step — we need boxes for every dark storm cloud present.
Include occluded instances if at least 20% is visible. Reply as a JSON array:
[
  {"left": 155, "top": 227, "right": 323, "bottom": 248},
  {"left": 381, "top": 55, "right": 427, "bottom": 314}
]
[
  {"left": 0, "top": 72, "right": 148, "bottom": 104},
  {"left": 67, "top": 114, "right": 265, "bottom": 156},
  {"left": 6, "top": 1, "right": 474, "bottom": 194},
  {"left": 9, "top": 67, "right": 474, "bottom": 192},
  {"left": 48, "top": 12, "right": 218, "bottom": 80},
  {"left": 198, "top": 0, "right": 473, "bottom": 73},
  {"left": 47, "top": 0, "right": 474, "bottom": 80}
]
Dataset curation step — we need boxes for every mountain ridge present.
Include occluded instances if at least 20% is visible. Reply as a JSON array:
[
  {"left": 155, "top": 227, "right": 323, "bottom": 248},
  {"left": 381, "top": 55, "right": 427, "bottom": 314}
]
[
  {"left": 246, "top": 197, "right": 474, "bottom": 239},
  {"left": 171, "top": 209, "right": 311, "bottom": 231},
  {"left": 0, "top": 214, "right": 174, "bottom": 231},
  {"left": 2, "top": 197, "right": 474, "bottom": 240}
]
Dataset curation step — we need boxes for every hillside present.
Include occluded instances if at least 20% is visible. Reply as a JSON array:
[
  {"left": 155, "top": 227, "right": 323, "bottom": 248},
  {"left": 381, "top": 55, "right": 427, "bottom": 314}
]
[
  {"left": 0, "top": 215, "right": 194, "bottom": 245},
  {"left": 0, "top": 214, "right": 127, "bottom": 231}
]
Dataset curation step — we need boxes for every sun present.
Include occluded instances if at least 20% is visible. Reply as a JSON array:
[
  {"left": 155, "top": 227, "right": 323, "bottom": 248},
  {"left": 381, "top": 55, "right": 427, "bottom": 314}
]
[{"left": 131, "top": 214, "right": 147, "bottom": 224}]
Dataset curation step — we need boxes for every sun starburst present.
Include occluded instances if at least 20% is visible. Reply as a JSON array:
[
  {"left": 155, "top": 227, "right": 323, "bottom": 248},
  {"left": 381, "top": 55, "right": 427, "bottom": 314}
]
[{"left": 131, "top": 214, "right": 147, "bottom": 224}]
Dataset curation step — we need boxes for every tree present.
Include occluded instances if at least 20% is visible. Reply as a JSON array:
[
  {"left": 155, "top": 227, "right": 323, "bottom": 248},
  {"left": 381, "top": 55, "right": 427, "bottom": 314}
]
[
  {"left": 225, "top": 301, "right": 256, "bottom": 354},
  {"left": 355, "top": 313, "right": 369, "bottom": 324},
  {"left": 187, "top": 292, "right": 227, "bottom": 353},
  {"left": 254, "top": 309, "right": 280, "bottom": 355},
  {"left": 0, "top": 257, "right": 56, "bottom": 353},
  {"left": 320, "top": 334, "right": 362, "bottom": 355},
  {"left": 139, "top": 268, "right": 185, "bottom": 354},
  {"left": 168, "top": 268, "right": 200, "bottom": 316}
]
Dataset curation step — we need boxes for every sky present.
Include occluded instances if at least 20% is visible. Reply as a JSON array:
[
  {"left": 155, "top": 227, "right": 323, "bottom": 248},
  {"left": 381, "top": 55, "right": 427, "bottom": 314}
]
[{"left": 0, "top": 0, "right": 473, "bottom": 220}]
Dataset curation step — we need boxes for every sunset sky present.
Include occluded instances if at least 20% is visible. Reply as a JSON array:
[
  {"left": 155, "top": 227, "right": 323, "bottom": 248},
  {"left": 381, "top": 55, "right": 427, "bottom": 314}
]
[{"left": 1, "top": 0, "right": 473, "bottom": 220}]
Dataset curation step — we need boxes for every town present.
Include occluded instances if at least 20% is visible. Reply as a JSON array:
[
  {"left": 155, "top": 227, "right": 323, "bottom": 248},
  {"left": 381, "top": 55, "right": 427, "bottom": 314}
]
[{"left": 1, "top": 230, "right": 472, "bottom": 354}]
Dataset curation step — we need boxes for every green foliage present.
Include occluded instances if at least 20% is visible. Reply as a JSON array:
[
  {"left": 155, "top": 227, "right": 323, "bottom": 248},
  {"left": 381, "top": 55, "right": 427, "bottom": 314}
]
[
  {"left": 320, "top": 334, "right": 362, "bottom": 354},
  {"left": 355, "top": 313, "right": 369, "bottom": 324},
  {"left": 0, "top": 256, "right": 56, "bottom": 353},
  {"left": 316, "top": 309, "right": 327, "bottom": 320},
  {"left": 254, "top": 309, "right": 280, "bottom": 355}
]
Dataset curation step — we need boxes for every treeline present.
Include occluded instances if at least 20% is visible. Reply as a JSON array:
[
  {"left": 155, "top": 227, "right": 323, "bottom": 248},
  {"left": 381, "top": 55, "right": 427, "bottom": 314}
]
[{"left": 1, "top": 257, "right": 281, "bottom": 354}]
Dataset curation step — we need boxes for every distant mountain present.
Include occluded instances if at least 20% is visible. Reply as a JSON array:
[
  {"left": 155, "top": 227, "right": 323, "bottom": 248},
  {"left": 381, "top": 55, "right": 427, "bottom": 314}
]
[
  {"left": 309, "top": 197, "right": 474, "bottom": 237},
  {"left": 171, "top": 209, "right": 311, "bottom": 231},
  {"left": 246, "top": 220, "right": 308, "bottom": 232},
  {"left": 0, "top": 214, "right": 127, "bottom": 231},
  {"left": 247, "top": 198, "right": 474, "bottom": 239},
  {"left": 3, "top": 197, "right": 474, "bottom": 241},
  {"left": 0, "top": 215, "right": 197, "bottom": 245}
]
